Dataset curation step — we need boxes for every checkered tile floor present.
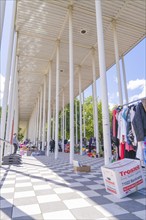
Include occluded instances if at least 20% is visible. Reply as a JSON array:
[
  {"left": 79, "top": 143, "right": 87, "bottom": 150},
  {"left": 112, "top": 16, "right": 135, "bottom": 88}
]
[{"left": 0, "top": 153, "right": 146, "bottom": 220}]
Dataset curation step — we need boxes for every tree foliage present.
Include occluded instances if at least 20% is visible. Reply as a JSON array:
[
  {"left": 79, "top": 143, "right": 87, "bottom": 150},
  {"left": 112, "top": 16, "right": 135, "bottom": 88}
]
[{"left": 58, "top": 96, "right": 112, "bottom": 145}]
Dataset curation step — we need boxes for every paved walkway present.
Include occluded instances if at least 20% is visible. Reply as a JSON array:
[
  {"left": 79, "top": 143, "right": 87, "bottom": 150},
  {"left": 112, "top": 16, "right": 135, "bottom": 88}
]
[{"left": 0, "top": 153, "right": 146, "bottom": 220}]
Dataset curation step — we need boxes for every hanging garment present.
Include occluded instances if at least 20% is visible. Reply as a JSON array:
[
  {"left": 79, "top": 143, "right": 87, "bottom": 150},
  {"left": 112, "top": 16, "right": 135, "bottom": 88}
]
[
  {"left": 119, "top": 141, "right": 125, "bottom": 159},
  {"left": 117, "top": 109, "right": 127, "bottom": 143},
  {"left": 125, "top": 143, "right": 136, "bottom": 159},
  {"left": 132, "top": 102, "right": 146, "bottom": 141},
  {"left": 136, "top": 141, "right": 144, "bottom": 165},
  {"left": 130, "top": 106, "right": 137, "bottom": 146},
  {"left": 112, "top": 109, "right": 119, "bottom": 148}
]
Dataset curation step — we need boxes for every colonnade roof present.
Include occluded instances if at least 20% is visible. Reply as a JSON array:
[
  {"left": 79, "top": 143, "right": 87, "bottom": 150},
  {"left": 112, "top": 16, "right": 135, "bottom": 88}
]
[{"left": 16, "top": 0, "right": 146, "bottom": 121}]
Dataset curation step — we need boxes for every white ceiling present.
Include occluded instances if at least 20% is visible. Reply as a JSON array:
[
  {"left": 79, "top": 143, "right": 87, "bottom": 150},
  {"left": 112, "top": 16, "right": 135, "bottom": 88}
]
[{"left": 16, "top": 0, "right": 146, "bottom": 121}]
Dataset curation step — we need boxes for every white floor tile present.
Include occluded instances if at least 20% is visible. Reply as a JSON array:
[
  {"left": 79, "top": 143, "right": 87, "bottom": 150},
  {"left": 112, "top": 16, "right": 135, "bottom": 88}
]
[
  {"left": 31, "top": 178, "right": 44, "bottom": 183},
  {"left": 33, "top": 184, "right": 51, "bottom": 190},
  {"left": 75, "top": 178, "right": 91, "bottom": 182},
  {"left": 1, "top": 180, "right": 15, "bottom": 185},
  {"left": 133, "top": 210, "right": 146, "bottom": 220},
  {"left": 12, "top": 204, "right": 41, "bottom": 218},
  {"left": 43, "top": 210, "right": 76, "bottom": 220},
  {"left": 104, "top": 194, "right": 132, "bottom": 203},
  {"left": 14, "top": 191, "right": 35, "bottom": 198},
  {"left": 87, "top": 184, "right": 104, "bottom": 190},
  {"left": 0, "top": 210, "right": 12, "bottom": 220},
  {"left": 95, "top": 203, "right": 129, "bottom": 217},
  {"left": 136, "top": 198, "right": 146, "bottom": 205},
  {"left": 1, "top": 188, "right": 14, "bottom": 193},
  {"left": 5, "top": 175, "right": 16, "bottom": 179},
  {"left": 53, "top": 187, "right": 74, "bottom": 194},
  {"left": 16, "top": 177, "right": 30, "bottom": 181},
  {"left": 63, "top": 198, "right": 91, "bottom": 209},
  {"left": 15, "top": 182, "right": 32, "bottom": 187},
  {"left": 37, "top": 194, "right": 60, "bottom": 203},
  {"left": 77, "top": 190, "right": 100, "bottom": 198},
  {"left": 68, "top": 182, "right": 84, "bottom": 187}
]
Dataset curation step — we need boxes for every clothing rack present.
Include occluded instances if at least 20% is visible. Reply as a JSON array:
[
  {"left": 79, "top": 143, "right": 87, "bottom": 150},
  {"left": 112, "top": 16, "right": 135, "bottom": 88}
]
[{"left": 120, "top": 97, "right": 146, "bottom": 107}]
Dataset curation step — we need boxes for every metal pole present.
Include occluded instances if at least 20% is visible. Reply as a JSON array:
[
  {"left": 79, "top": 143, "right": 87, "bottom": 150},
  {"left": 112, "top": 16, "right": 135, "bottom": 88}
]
[
  {"left": 112, "top": 20, "right": 123, "bottom": 105},
  {"left": 42, "top": 75, "right": 47, "bottom": 151},
  {"left": 95, "top": 0, "right": 112, "bottom": 165},
  {"left": 92, "top": 48, "right": 99, "bottom": 155},
  {"left": 121, "top": 56, "right": 129, "bottom": 103},
  {"left": 69, "top": 5, "right": 74, "bottom": 164},
  {"left": 47, "top": 62, "right": 52, "bottom": 156},
  {"left": 55, "top": 40, "right": 60, "bottom": 160},
  {"left": 6, "top": 32, "right": 17, "bottom": 142},
  {"left": 62, "top": 91, "right": 65, "bottom": 152},
  {"left": 79, "top": 69, "right": 83, "bottom": 155}
]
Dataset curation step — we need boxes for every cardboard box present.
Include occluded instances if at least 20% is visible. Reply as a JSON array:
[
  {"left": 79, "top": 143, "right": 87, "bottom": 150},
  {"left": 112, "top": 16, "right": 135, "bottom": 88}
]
[
  {"left": 74, "top": 165, "right": 91, "bottom": 172},
  {"left": 101, "top": 158, "right": 145, "bottom": 198},
  {"left": 73, "top": 160, "right": 91, "bottom": 172}
]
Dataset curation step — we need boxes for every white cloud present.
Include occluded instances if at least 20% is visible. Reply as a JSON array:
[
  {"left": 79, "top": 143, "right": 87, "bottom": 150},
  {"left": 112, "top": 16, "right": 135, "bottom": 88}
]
[
  {"left": 116, "top": 92, "right": 119, "bottom": 97},
  {"left": 0, "top": 74, "right": 5, "bottom": 106},
  {"left": 127, "top": 79, "right": 146, "bottom": 90},
  {"left": 127, "top": 79, "right": 146, "bottom": 102}
]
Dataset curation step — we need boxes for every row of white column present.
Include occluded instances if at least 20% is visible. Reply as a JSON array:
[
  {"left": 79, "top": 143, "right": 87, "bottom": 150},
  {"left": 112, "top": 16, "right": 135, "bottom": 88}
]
[{"left": 1, "top": 0, "right": 129, "bottom": 165}]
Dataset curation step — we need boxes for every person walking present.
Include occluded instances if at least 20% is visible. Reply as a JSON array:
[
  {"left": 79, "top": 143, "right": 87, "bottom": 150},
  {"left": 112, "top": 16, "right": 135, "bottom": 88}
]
[{"left": 12, "top": 133, "right": 19, "bottom": 154}]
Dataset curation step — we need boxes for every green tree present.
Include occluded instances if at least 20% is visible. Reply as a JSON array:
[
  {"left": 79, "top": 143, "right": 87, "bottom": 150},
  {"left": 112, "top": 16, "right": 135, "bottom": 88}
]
[{"left": 18, "top": 127, "right": 24, "bottom": 141}]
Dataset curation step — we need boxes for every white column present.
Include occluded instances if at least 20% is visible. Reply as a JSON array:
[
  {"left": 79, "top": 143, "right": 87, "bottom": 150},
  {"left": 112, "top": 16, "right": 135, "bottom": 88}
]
[
  {"left": 121, "top": 56, "right": 128, "bottom": 104},
  {"left": 69, "top": 5, "right": 74, "bottom": 164},
  {"left": 6, "top": 32, "right": 17, "bottom": 142},
  {"left": 35, "top": 97, "right": 39, "bottom": 146},
  {"left": 0, "top": 0, "right": 6, "bottom": 46},
  {"left": 42, "top": 75, "right": 47, "bottom": 151},
  {"left": 33, "top": 105, "right": 37, "bottom": 144},
  {"left": 52, "top": 104, "right": 55, "bottom": 140},
  {"left": 64, "top": 109, "right": 66, "bottom": 139},
  {"left": 112, "top": 21, "right": 123, "bottom": 105},
  {"left": 36, "top": 96, "right": 40, "bottom": 147},
  {"left": 1, "top": 0, "right": 16, "bottom": 160},
  {"left": 83, "top": 92, "right": 86, "bottom": 138},
  {"left": 79, "top": 70, "right": 83, "bottom": 155},
  {"left": 47, "top": 62, "right": 52, "bottom": 156},
  {"left": 14, "top": 71, "right": 18, "bottom": 135},
  {"left": 61, "top": 112, "right": 63, "bottom": 143},
  {"left": 92, "top": 48, "right": 99, "bottom": 155},
  {"left": 95, "top": 0, "right": 112, "bottom": 165},
  {"left": 55, "top": 41, "right": 60, "bottom": 160},
  {"left": 75, "top": 100, "right": 78, "bottom": 145},
  {"left": 92, "top": 84, "right": 96, "bottom": 137},
  {"left": 9, "top": 59, "right": 17, "bottom": 143},
  {"left": 62, "top": 91, "right": 65, "bottom": 152},
  {"left": 38, "top": 88, "right": 43, "bottom": 149}
]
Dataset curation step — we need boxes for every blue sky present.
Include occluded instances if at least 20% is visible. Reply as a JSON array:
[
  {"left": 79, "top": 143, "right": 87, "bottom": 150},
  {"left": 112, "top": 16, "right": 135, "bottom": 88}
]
[{"left": 84, "top": 38, "right": 146, "bottom": 107}]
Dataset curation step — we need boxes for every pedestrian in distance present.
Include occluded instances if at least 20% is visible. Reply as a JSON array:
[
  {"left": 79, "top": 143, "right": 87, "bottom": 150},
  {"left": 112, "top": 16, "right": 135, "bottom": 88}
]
[{"left": 12, "top": 133, "right": 19, "bottom": 154}]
